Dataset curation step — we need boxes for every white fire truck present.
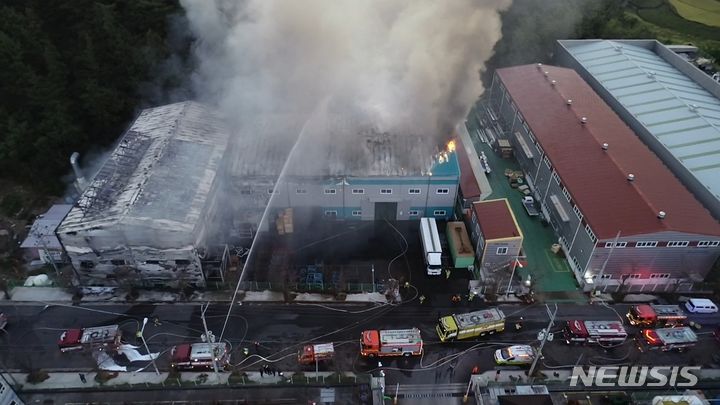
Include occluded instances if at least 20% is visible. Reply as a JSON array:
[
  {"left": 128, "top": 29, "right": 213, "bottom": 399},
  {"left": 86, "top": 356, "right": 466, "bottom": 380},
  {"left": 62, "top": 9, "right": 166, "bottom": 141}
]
[
  {"left": 170, "top": 342, "right": 230, "bottom": 371},
  {"left": 637, "top": 327, "right": 697, "bottom": 352},
  {"left": 360, "top": 328, "right": 423, "bottom": 358},
  {"left": 562, "top": 320, "right": 627, "bottom": 346},
  {"left": 58, "top": 325, "right": 121, "bottom": 352}
]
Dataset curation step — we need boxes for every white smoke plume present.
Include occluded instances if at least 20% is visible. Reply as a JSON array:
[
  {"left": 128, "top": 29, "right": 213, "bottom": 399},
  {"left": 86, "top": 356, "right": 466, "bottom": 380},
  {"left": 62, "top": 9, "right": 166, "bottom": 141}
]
[{"left": 181, "top": 0, "right": 511, "bottom": 172}]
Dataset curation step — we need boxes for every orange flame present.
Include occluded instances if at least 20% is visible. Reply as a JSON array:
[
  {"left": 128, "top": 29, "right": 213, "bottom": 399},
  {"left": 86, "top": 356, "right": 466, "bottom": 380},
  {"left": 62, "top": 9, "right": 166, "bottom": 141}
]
[{"left": 447, "top": 139, "right": 456, "bottom": 153}]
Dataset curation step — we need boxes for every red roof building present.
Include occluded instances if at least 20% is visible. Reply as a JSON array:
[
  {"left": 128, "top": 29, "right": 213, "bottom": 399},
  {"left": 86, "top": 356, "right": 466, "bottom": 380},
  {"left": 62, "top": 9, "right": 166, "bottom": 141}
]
[
  {"left": 486, "top": 64, "right": 720, "bottom": 290},
  {"left": 469, "top": 199, "right": 523, "bottom": 274},
  {"left": 496, "top": 64, "right": 720, "bottom": 239}
]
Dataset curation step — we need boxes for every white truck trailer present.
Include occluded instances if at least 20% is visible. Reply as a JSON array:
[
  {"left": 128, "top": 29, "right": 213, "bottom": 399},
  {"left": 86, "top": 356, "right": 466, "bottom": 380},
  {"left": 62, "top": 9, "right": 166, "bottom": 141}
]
[{"left": 420, "top": 217, "right": 442, "bottom": 276}]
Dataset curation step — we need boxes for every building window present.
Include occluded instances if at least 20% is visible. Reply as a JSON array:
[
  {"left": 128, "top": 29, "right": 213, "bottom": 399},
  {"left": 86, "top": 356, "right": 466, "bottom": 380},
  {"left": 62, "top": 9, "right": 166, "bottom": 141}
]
[
  {"left": 667, "top": 241, "right": 689, "bottom": 247},
  {"left": 146, "top": 260, "right": 160, "bottom": 264},
  {"left": 436, "top": 188, "right": 450, "bottom": 195},
  {"left": 628, "top": 274, "right": 641, "bottom": 279},
  {"left": 80, "top": 261, "right": 94, "bottom": 269},
  {"left": 635, "top": 241, "right": 658, "bottom": 248},
  {"left": 352, "top": 188, "right": 365, "bottom": 194},
  {"left": 543, "top": 155, "right": 551, "bottom": 169},
  {"left": 496, "top": 247, "right": 508, "bottom": 255},
  {"left": 650, "top": 273, "right": 671, "bottom": 279},
  {"left": 324, "top": 189, "right": 337, "bottom": 195},
  {"left": 380, "top": 189, "right": 392, "bottom": 194},
  {"left": 573, "top": 205, "right": 582, "bottom": 221},
  {"left": 511, "top": 102, "right": 517, "bottom": 113},
  {"left": 698, "top": 241, "right": 720, "bottom": 247},
  {"left": 352, "top": 210, "right": 362, "bottom": 216},
  {"left": 522, "top": 122, "right": 530, "bottom": 134},
  {"left": 585, "top": 225, "right": 596, "bottom": 243},
  {"left": 433, "top": 210, "right": 446, "bottom": 216},
  {"left": 267, "top": 188, "right": 279, "bottom": 195},
  {"left": 528, "top": 131, "right": 536, "bottom": 145},
  {"left": 240, "top": 188, "right": 252, "bottom": 195},
  {"left": 408, "top": 188, "right": 421, "bottom": 194},
  {"left": 296, "top": 188, "right": 307, "bottom": 194},
  {"left": 408, "top": 210, "right": 420, "bottom": 216},
  {"left": 562, "top": 187, "right": 571, "bottom": 202},
  {"left": 324, "top": 210, "right": 338, "bottom": 217},
  {"left": 110, "top": 259, "right": 126, "bottom": 265},
  {"left": 175, "top": 259, "right": 191, "bottom": 265},
  {"left": 604, "top": 242, "right": 627, "bottom": 248},
  {"left": 552, "top": 172, "right": 560, "bottom": 185}
]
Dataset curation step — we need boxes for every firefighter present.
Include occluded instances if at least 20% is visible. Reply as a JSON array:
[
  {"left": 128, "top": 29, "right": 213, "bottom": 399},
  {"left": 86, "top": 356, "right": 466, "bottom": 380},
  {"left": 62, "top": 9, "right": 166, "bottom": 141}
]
[
  {"left": 153, "top": 316, "right": 162, "bottom": 326},
  {"left": 243, "top": 347, "right": 250, "bottom": 357},
  {"left": 135, "top": 329, "right": 143, "bottom": 343},
  {"left": 404, "top": 281, "right": 410, "bottom": 290},
  {"left": 419, "top": 295, "right": 426, "bottom": 305},
  {"left": 451, "top": 294, "right": 461, "bottom": 305},
  {"left": 515, "top": 317, "right": 524, "bottom": 331},
  {"left": 471, "top": 366, "right": 480, "bottom": 375}
]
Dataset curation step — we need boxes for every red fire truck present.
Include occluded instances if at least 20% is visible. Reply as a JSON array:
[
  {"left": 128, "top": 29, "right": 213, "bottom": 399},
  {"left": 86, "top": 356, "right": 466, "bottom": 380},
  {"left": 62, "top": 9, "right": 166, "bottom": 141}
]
[
  {"left": 58, "top": 325, "right": 121, "bottom": 352},
  {"left": 360, "top": 328, "right": 423, "bottom": 358},
  {"left": 626, "top": 304, "right": 687, "bottom": 327},
  {"left": 298, "top": 343, "right": 334, "bottom": 365},
  {"left": 170, "top": 342, "right": 230, "bottom": 371},
  {"left": 563, "top": 320, "right": 627, "bottom": 346},
  {"left": 637, "top": 327, "right": 697, "bottom": 352}
]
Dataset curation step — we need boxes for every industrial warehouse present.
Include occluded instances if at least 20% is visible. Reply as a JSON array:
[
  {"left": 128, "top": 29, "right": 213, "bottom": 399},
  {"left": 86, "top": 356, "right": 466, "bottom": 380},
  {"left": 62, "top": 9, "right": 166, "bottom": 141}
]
[{"left": 477, "top": 61, "right": 720, "bottom": 292}]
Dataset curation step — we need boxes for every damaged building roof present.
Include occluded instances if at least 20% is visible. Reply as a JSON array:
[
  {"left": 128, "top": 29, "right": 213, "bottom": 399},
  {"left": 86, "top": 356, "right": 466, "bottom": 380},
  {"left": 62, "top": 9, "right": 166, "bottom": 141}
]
[
  {"left": 58, "top": 101, "right": 230, "bottom": 234},
  {"left": 228, "top": 112, "right": 448, "bottom": 178}
]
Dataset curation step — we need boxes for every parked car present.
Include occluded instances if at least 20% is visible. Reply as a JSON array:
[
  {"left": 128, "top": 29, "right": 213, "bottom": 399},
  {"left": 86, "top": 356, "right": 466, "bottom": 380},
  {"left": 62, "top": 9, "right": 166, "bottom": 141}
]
[
  {"left": 684, "top": 298, "right": 718, "bottom": 314},
  {"left": 494, "top": 345, "right": 536, "bottom": 365}
]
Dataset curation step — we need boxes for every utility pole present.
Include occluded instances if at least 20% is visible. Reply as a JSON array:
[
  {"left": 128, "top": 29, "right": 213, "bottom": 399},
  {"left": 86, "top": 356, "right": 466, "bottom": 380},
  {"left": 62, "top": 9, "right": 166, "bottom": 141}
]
[
  {"left": 528, "top": 303, "right": 557, "bottom": 379},
  {"left": 592, "top": 231, "right": 621, "bottom": 296},
  {"left": 140, "top": 318, "right": 160, "bottom": 375},
  {"left": 201, "top": 303, "right": 220, "bottom": 376},
  {"left": 371, "top": 265, "right": 376, "bottom": 293}
]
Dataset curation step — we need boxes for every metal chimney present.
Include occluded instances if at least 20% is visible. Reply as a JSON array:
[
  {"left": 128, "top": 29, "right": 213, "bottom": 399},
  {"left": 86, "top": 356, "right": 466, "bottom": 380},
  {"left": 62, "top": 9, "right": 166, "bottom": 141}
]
[
  {"left": 602, "top": 143, "right": 609, "bottom": 150},
  {"left": 70, "top": 152, "right": 88, "bottom": 191},
  {"left": 627, "top": 174, "right": 635, "bottom": 182},
  {"left": 566, "top": 99, "right": 573, "bottom": 106},
  {"left": 551, "top": 80, "right": 557, "bottom": 86},
  {"left": 537, "top": 63, "right": 543, "bottom": 70},
  {"left": 581, "top": 117, "right": 588, "bottom": 124},
  {"left": 658, "top": 211, "right": 666, "bottom": 219}
]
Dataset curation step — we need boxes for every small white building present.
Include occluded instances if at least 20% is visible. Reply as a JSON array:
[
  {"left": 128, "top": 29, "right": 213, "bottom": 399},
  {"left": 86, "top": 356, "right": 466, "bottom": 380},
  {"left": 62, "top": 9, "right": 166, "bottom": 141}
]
[{"left": 21, "top": 204, "right": 72, "bottom": 265}]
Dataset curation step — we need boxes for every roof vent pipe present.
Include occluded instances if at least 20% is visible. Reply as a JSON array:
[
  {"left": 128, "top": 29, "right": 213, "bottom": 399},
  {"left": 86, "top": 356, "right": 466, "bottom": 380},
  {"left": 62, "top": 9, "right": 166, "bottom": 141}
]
[
  {"left": 581, "top": 117, "right": 588, "bottom": 124},
  {"left": 566, "top": 99, "right": 573, "bottom": 105},
  {"left": 537, "top": 63, "right": 543, "bottom": 69},
  {"left": 627, "top": 174, "right": 635, "bottom": 182},
  {"left": 602, "top": 143, "right": 609, "bottom": 150},
  {"left": 551, "top": 80, "right": 557, "bottom": 86},
  {"left": 544, "top": 71, "right": 549, "bottom": 77},
  {"left": 70, "top": 152, "right": 88, "bottom": 191},
  {"left": 658, "top": 211, "right": 666, "bottom": 219}
]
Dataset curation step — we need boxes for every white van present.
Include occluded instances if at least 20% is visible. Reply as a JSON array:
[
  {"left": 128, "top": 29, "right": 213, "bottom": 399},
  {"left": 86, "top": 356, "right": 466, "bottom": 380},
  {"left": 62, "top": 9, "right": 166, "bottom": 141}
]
[{"left": 684, "top": 298, "right": 718, "bottom": 314}]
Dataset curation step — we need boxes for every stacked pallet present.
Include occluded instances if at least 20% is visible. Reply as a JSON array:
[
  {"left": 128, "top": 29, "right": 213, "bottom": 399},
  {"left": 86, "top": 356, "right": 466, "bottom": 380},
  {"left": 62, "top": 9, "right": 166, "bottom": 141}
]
[{"left": 276, "top": 208, "right": 294, "bottom": 235}]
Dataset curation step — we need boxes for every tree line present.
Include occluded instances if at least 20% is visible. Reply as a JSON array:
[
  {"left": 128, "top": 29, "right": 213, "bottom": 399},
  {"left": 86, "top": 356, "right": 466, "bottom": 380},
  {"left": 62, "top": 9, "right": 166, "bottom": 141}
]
[{"left": 0, "top": 0, "right": 191, "bottom": 193}]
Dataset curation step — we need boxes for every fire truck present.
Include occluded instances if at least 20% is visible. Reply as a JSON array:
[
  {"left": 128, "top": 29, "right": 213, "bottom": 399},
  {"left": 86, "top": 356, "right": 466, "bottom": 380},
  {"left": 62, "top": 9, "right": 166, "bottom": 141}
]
[
  {"left": 58, "top": 325, "right": 121, "bottom": 352},
  {"left": 626, "top": 304, "right": 687, "bottom": 327},
  {"left": 170, "top": 342, "right": 230, "bottom": 371},
  {"left": 436, "top": 308, "right": 505, "bottom": 342},
  {"left": 360, "top": 328, "right": 423, "bottom": 358},
  {"left": 298, "top": 343, "right": 334, "bottom": 365},
  {"left": 637, "top": 327, "right": 697, "bottom": 352},
  {"left": 562, "top": 320, "right": 627, "bottom": 346}
]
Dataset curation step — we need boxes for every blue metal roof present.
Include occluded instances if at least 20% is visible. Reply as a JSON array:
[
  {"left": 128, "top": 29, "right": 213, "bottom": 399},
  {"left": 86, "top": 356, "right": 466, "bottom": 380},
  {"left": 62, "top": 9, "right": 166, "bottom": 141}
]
[
  {"left": 430, "top": 151, "right": 460, "bottom": 177},
  {"left": 563, "top": 40, "right": 720, "bottom": 199}
]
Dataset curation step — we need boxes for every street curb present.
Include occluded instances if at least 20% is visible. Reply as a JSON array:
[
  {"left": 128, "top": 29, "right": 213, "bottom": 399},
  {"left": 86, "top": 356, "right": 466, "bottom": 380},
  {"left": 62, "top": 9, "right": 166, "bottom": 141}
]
[{"left": 17, "top": 381, "right": 365, "bottom": 394}]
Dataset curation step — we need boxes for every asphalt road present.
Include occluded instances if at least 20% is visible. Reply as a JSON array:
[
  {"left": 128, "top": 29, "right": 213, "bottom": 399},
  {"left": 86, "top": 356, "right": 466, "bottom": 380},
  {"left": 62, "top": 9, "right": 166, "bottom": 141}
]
[{"left": 1, "top": 300, "right": 719, "bottom": 388}]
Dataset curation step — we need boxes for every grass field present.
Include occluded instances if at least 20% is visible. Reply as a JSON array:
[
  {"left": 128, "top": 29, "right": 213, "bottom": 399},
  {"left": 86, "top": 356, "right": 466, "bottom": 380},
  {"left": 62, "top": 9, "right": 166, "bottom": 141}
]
[{"left": 669, "top": 0, "right": 720, "bottom": 27}]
